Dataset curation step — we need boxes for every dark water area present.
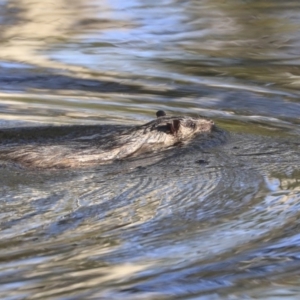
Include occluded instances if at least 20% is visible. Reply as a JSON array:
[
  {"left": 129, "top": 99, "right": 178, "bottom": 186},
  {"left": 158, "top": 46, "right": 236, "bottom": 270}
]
[{"left": 0, "top": 0, "right": 300, "bottom": 299}]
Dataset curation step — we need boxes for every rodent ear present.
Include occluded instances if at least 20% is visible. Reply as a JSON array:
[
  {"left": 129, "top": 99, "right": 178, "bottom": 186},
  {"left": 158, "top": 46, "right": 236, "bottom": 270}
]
[{"left": 168, "top": 119, "right": 180, "bottom": 135}]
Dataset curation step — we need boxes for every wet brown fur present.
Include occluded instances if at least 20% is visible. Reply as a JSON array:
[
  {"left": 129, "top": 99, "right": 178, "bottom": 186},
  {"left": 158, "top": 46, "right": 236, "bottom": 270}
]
[{"left": 0, "top": 115, "right": 214, "bottom": 169}]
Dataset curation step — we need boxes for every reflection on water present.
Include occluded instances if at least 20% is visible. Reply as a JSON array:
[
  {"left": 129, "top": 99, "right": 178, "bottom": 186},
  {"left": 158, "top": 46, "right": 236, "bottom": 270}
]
[
  {"left": 0, "top": 0, "right": 300, "bottom": 299},
  {"left": 1, "top": 0, "right": 300, "bottom": 126}
]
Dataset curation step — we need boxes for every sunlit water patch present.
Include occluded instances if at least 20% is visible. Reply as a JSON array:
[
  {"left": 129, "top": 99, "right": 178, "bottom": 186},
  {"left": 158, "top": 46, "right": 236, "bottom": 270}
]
[
  {"left": 0, "top": 127, "right": 300, "bottom": 299},
  {"left": 0, "top": 0, "right": 300, "bottom": 298}
]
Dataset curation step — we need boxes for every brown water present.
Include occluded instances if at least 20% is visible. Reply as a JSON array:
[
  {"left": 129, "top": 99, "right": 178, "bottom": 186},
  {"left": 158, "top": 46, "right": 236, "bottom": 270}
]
[{"left": 0, "top": 0, "right": 300, "bottom": 299}]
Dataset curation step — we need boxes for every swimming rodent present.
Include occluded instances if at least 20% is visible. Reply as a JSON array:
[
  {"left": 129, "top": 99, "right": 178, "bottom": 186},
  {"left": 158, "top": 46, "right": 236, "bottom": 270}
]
[{"left": 0, "top": 111, "right": 215, "bottom": 169}]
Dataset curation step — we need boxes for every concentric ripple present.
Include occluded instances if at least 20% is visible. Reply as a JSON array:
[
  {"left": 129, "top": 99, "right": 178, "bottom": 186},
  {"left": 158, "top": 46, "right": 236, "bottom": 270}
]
[{"left": 0, "top": 126, "right": 300, "bottom": 299}]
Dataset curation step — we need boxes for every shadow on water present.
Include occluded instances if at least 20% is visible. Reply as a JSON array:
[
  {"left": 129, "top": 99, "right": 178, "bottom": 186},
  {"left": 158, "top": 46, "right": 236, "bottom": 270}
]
[
  {"left": 0, "top": 0, "right": 300, "bottom": 299},
  {"left": 0, "top": 124, "right": 129, "bottom": 145},
  {"left": 0, "top": 70, "right": 141, "bottom": 94},
  {"left": 1, "top": 128, "right": 300, "bottom": 299},
  {"left": 2, "top": 66, "right": 300, "bottom": 128}
]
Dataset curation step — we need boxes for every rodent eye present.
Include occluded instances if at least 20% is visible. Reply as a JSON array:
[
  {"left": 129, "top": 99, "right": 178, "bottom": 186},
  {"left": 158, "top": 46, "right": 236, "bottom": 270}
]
[{"left": 187, "top": 120, "right": 195, "bottom": 128}]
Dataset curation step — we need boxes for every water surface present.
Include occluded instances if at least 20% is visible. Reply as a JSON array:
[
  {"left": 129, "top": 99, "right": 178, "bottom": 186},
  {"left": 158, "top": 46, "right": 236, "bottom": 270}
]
[{"left": 0, "top": 0, "right": 300, "bottom": 299}]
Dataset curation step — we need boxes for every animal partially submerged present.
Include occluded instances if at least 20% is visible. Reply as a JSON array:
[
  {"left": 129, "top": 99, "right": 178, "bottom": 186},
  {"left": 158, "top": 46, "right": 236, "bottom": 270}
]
[{"left": 0, "top": 111, "right": 214, "bottom": 169}]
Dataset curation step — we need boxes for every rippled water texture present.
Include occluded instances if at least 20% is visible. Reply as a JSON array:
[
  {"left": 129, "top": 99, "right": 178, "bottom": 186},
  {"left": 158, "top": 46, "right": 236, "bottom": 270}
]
[{"left": 0, "top": 0, "right": 300, "bottom": 299}]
